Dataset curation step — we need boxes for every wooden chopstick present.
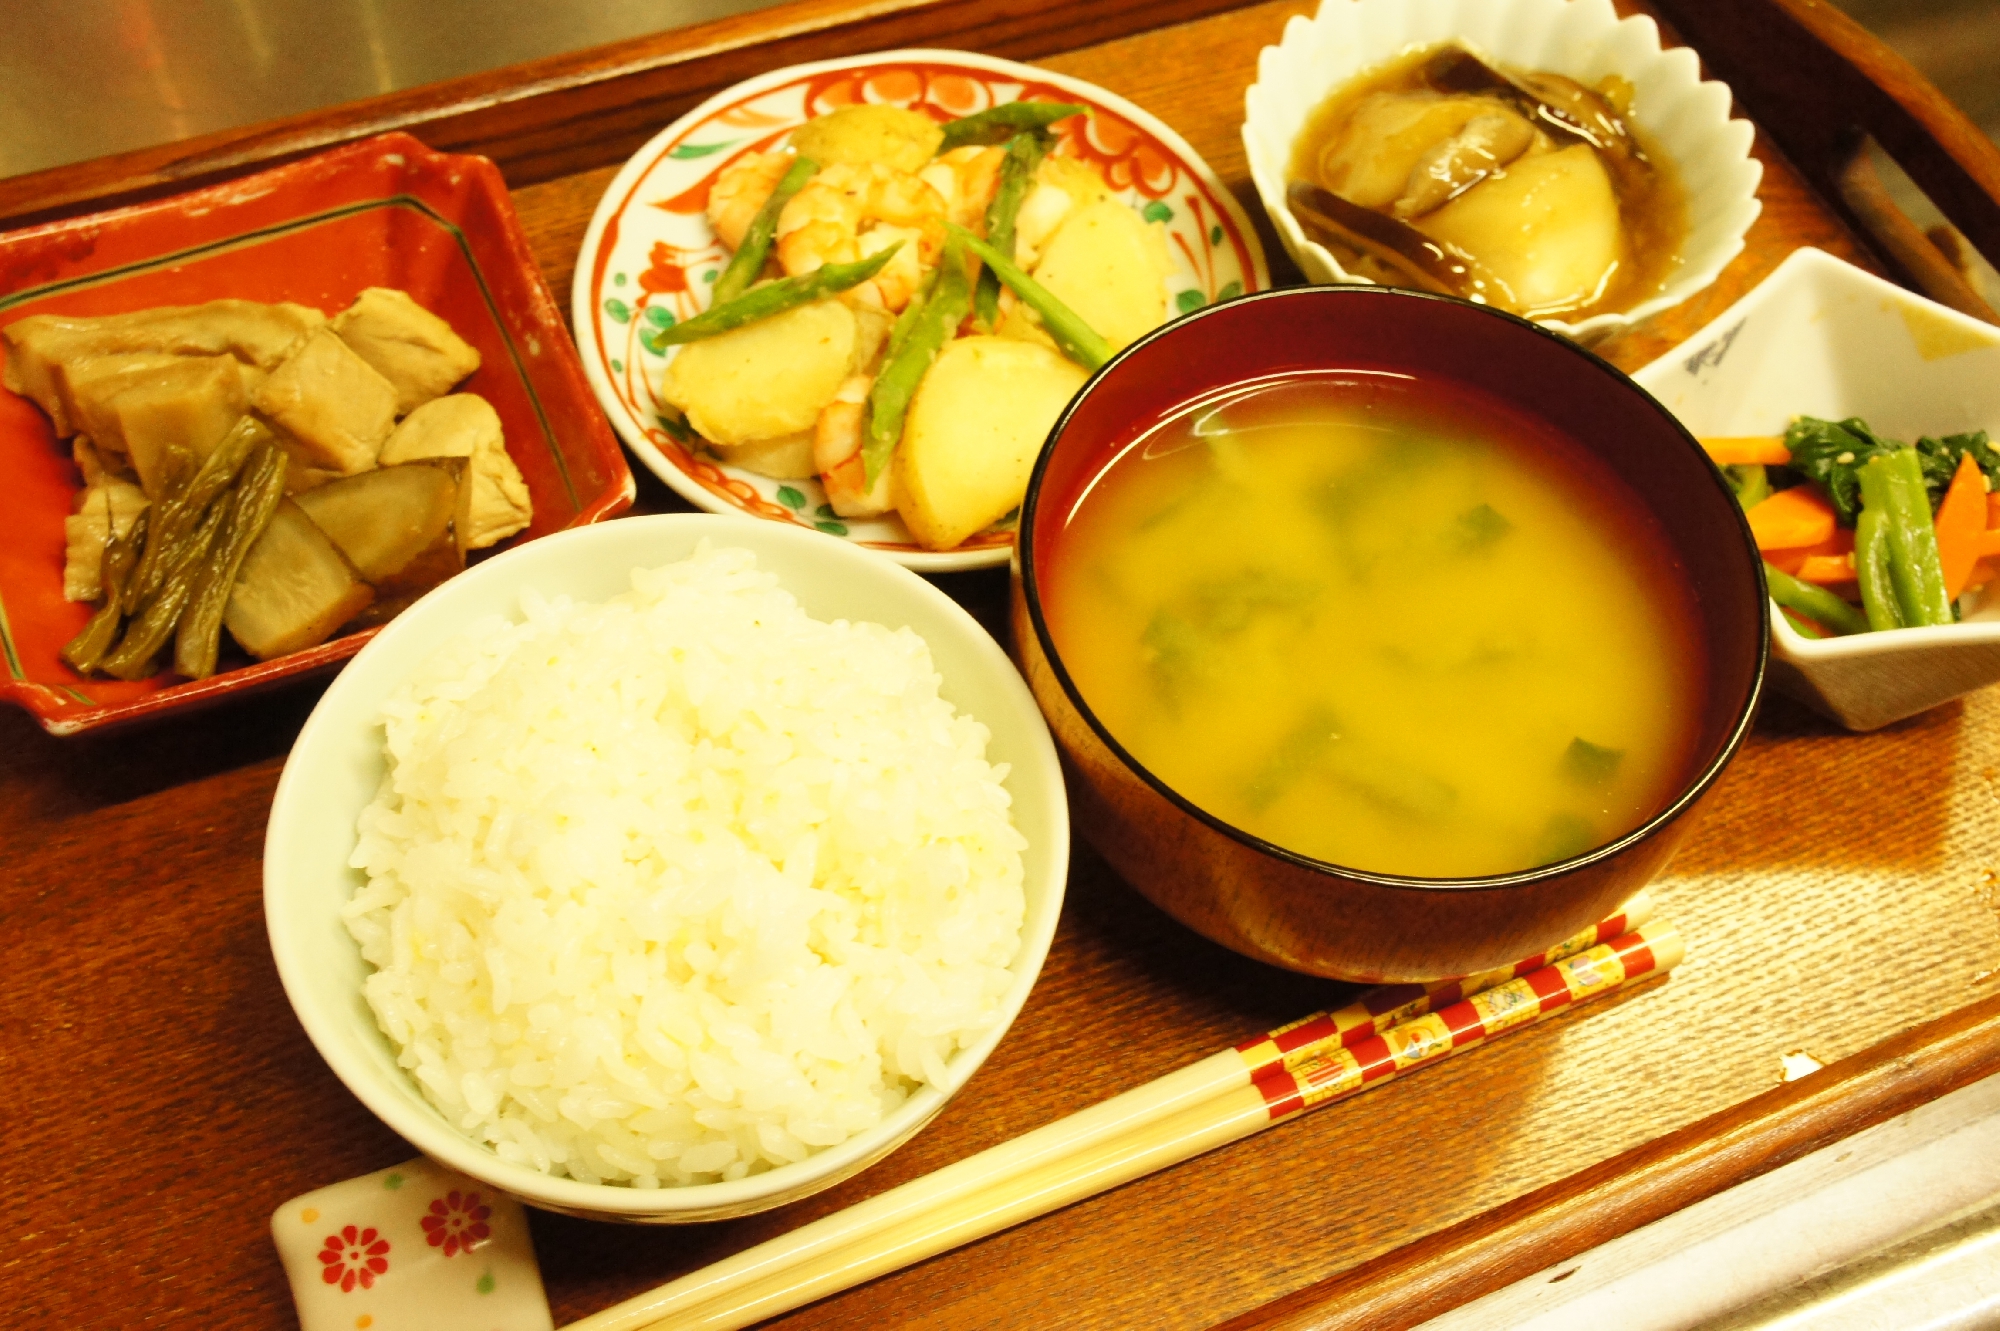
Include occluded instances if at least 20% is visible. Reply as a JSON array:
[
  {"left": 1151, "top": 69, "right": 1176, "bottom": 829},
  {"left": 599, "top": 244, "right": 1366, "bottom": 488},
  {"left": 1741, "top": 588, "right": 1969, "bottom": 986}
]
[{"left": 565, "top": 916, "right": 1680, "bottom": 1331}]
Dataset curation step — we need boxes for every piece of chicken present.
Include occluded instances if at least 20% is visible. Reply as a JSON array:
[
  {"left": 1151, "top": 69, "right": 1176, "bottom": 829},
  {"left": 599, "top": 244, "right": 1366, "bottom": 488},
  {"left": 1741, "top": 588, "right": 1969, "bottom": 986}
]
[
  {"left": 330, "top": 288, "right": 482, "bottom": 415},
  {"left": 2, "top": 300, "right": 323, "bottom": 435},
  {"left": 377, "top": 393, "right": 531, "bottom": 550},
  {"left": 253, "top": 328, "right": 399, "bottom": 476}
]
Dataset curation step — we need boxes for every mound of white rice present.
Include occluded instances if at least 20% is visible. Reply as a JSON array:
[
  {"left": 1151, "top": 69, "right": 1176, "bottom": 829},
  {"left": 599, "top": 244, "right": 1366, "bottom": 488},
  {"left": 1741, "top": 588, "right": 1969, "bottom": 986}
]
[{"left": 343, "top": 542, "right": 1027, "bottom": 1187}]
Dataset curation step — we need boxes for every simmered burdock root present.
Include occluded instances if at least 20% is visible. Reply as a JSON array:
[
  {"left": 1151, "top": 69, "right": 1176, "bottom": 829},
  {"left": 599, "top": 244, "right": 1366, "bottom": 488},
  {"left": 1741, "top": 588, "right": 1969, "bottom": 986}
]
[
  {"left": 377, "top": 394, "right": 531, "bottom": 550},
  {"left": 330, "top": 287, "right": 483, "bottom": 415},
  {"left": 223, "top": 500, "right": 374, "bottom": 660},
  {"left": 1, "top": 300, "right": 324, "bottom": 435},
  {"left": 65, "top": 354, "right": 250, "bottom": 497},
  {"left": 252, "top": 327, "right": 399, "bottom": 476}
]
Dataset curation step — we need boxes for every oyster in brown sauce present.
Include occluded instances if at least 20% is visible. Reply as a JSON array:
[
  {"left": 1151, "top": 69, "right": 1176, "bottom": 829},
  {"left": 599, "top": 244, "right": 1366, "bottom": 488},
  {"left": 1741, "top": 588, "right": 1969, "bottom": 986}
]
[{"left": 1289, "top": 44, "right": 1684, "bottom": 322}]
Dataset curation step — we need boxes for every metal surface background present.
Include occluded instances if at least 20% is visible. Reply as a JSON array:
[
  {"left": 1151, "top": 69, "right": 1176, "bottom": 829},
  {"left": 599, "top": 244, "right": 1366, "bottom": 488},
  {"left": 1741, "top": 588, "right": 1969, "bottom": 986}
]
[{"left": 0, "top": 0, "right": 778, "bottom": 180}]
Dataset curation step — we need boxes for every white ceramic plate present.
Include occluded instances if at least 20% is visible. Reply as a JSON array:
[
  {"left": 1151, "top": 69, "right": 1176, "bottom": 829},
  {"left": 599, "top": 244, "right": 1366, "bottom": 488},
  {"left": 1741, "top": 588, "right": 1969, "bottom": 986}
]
[
  {"left": 1243, "top": 0, "right": 1763, "bottom": 343},
  {"left": 1631, "top": 247, "right": 2000, "bottom": 731},
  {"left": 573, "top": 49, "right": 1270, "bottom": 571}
]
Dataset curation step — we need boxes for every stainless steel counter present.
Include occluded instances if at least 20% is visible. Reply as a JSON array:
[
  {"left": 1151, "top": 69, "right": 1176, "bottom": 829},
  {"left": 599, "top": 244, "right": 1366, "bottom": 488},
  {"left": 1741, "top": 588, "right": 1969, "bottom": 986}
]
[{"left": 0, "top": 0, "right": 777, "bottom": 180}]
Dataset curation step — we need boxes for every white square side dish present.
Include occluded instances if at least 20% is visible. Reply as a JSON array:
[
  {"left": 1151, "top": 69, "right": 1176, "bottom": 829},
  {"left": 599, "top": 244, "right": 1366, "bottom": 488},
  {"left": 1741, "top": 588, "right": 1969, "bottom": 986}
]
[{"left": 1630, "top": 246, "right": 2000, "bottom": 731}]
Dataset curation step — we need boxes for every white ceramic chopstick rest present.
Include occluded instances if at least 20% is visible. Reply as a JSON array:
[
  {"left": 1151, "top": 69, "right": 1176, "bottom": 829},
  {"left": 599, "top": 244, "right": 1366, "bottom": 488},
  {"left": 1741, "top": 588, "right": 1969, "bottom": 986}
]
[{"left": 271, "top": 1157, "right": 553, "bottom": 1331}]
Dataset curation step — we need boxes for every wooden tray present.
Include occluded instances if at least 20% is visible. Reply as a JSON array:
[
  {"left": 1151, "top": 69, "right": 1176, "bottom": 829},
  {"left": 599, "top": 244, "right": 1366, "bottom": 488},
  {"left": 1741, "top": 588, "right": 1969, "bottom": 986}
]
[{"left": 9, "top": 2, "right": 2000, "bottom": 1328}]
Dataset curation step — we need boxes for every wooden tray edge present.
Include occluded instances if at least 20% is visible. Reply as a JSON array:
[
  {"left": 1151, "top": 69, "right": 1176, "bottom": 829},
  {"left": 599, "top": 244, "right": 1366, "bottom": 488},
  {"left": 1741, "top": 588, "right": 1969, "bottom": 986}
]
[{"left": 1213, "top": 989, "right": 2000, "bottom": 1331}]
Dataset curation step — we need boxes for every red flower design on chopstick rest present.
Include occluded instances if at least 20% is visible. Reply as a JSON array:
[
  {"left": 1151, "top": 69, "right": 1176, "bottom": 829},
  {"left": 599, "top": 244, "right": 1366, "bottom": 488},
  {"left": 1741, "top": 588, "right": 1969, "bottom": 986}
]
[
  {"left": 318, "top": 1224, "right": 390, "bottom": 1292},
  {"left": 421, "top": 1189, "right": 493, "bottom": 1257}
]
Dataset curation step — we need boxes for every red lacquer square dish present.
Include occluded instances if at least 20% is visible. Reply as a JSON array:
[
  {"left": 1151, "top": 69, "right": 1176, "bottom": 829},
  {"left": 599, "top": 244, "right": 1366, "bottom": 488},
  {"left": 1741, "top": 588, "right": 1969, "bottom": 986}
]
[{"left": 0, "top": 132, "right": 633, "bottom": 734}]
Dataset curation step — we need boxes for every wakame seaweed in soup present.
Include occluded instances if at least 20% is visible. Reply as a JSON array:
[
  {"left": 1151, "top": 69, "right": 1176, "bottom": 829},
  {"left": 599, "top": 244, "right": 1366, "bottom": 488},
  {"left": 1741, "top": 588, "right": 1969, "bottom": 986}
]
[{"left": 1043, "top": 372, "right": 1703, "bottom": 878}]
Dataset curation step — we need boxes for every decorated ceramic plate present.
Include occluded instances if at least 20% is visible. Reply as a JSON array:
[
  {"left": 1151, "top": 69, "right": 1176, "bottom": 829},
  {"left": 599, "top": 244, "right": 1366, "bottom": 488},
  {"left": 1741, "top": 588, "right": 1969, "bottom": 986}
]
[{"left": 572, "top": 48, "right": 1270, "bottom": 571}]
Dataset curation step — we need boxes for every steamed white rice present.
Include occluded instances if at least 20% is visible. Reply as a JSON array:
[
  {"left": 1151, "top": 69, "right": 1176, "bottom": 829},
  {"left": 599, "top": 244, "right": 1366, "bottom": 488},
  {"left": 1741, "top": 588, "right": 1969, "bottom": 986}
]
[{"left": 343, "top": 542, "right": 1027, "bottom": 1187}]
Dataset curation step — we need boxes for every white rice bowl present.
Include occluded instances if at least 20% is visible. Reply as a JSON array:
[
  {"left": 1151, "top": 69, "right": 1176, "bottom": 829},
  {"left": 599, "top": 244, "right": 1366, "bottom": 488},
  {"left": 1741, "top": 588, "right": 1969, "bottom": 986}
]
[{"left": 341, "top": 542, "right": 1028, "bottom": 1189}]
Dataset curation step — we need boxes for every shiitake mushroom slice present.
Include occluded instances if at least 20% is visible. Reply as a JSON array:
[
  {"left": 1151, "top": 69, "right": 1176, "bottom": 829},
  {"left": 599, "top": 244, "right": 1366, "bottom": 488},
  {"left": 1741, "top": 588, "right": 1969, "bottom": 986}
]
[
  {"left": 1422, "top": 46, "right": 1640, "bottom": 164},
  {"left": 1286, "top": 181, "right": 1474, "bottom": 296}
]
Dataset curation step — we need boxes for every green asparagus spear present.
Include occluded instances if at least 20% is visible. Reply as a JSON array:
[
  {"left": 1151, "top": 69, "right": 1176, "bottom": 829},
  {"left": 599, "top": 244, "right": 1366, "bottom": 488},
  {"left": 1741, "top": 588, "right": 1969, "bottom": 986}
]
[
  {"left": 173, "top": 442, "right": 288, "bottom": 679},
  {"left": 60, "top": 508, "right": 148, "bottom": 674},
  {"left": 974, "top": 133, "right": 1046, "bottom": 329},
  {"left": 861, "top": 239, "right": 973, "bottom": 488},
  {"left": 655, "top": 243, "right": 901, "bottom": 346},
  {"left": 947, "top": 223, "right": 1113, "bottom": 372},
  {"left": 1764, "top": 562, "right": 1869, "bottom": 636},
  {"left": 937, "top": 101, "right": 1087, "bottom": 151},
  {"left": 1853, "top": 505, "right": 1903, "bottom": 632},
  {"left": 125, "top": 416, "right": 267, "bottom": 612},
  {"left": 1857, "top": 449, "right": 1954, "bottom": 627},
  {"left": 710, "top": 156, "right": 818, "bottom": 305},
  {"left": 101, "top": 499, "right": 230, "bottom": 680}
]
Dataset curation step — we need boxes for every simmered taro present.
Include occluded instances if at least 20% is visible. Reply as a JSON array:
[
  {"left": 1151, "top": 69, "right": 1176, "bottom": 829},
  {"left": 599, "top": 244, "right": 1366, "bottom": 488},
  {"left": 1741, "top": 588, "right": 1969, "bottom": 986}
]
[{"left": 1288, "top": 45, "right": 1686, "bottom": 322}]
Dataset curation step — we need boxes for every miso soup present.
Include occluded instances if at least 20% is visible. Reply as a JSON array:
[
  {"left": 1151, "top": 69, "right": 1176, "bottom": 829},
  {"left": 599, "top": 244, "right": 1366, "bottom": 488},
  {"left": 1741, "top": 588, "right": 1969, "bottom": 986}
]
[{"left": 1042, "top": 372, "right": 1702, "bottom": 878}]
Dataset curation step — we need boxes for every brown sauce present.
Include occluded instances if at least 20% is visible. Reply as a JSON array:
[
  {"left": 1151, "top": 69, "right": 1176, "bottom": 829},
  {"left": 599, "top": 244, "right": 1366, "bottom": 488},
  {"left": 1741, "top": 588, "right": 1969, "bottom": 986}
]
[{"left": 1288, "top": 45, "right": 1689, "bottom": 324}]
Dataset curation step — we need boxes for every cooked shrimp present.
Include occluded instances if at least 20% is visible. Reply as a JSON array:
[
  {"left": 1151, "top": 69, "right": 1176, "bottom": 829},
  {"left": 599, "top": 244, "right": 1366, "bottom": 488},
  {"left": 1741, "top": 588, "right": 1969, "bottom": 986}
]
[
  {"left": 813, "top": 374, "right": 894, "bottom": 517},
  {"left": 707, "top": 151, "right": 793, "bottom": 252},
  {"left": 777, "top": 162, "right": 947, "bottom": 311},
  {"left": 919, "top": 145, "right": 1007, "bottom": 232},
  {"left": 1011, "top": 181, "right": 1076, "bottom": 268}
]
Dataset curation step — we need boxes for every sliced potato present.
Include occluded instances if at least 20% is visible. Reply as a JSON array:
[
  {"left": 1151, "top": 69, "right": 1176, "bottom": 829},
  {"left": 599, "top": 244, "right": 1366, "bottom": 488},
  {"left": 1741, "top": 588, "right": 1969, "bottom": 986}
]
[
  {"left": 1413, "top": 143, "right": 1624, "bottom": 316},
  {"left": 709, "top": 431, "right": 818, "bottom": 479},
  {"left": 788, "top": 106, "right": 943, "bottom": 174},
  {"left": 223, "top": 499, "right": 374, "bottom": 660},
  {"left": 893, "top": 335, "right": 1087, "bottom": 551},
  {"left": 1024, "top": 199, "right": 1173, "bottom": 352},
  {"left": 660, "top": 297, "right": 856, "bottom": 446},
  {"left": 294, "top": 464, "right": 462, "bottom": 596}
]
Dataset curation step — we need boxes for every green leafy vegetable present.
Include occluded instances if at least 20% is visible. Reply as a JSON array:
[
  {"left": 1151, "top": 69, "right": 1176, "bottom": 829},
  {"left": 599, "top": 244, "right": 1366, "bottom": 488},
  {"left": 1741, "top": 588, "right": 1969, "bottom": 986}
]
[
  {"left": 1447, "top": 503, "right": 1512, "bottom": 554},
  {"left": 1914, "top": 430, "right": 2000, "bottom": 510},
  {"left": 1783, "top": 416, "right": 1895, "bottom": 527},
  {"left": 1561, "top": 737, "right": 1624, "bottom": 788},
  {"left": 1723, "top": 463, "right": 1769, "bottom": 508}
]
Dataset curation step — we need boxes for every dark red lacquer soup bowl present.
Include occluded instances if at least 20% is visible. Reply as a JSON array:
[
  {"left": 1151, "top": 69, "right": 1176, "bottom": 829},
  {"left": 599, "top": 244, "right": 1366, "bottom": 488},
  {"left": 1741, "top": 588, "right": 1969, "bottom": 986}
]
[{"left": 1011, "top": 286, "right": 1767, "bottom": 982}]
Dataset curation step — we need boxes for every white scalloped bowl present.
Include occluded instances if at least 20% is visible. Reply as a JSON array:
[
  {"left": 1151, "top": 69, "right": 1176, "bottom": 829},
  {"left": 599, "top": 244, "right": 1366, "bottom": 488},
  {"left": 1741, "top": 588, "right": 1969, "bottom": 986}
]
[{"left": 1243, "top": 0, "right": 1763, "bottom": 342}]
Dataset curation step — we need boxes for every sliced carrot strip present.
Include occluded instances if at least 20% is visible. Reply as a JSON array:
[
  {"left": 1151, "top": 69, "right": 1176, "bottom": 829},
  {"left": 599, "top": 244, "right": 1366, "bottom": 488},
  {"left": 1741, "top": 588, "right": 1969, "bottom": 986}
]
[
  {"left": 1987, "top": 492, "right": 2000, "bottom": 528},
  {"left": 1796, "top": 553, "right": 1858, "bottom": 586},
  {"left": 1967, "top": 556, "right": 2000, "bottom": 593},
  {"left": 1934, "top": 451, "right": 1988, "bottom": 601},
  {"left": 1746, "top": 485, "right": 1837, "bottom": 551},
  {"left": 1701, "top": 436, "right": 1792, "bottom": 466},
  {"left": 1981, "top": 529, "right": 2000, "bottom": 557}
]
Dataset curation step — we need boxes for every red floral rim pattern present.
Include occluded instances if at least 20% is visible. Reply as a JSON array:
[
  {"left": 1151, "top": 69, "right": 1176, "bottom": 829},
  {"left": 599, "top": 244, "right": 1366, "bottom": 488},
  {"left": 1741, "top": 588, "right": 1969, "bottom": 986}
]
[{"left": 580, "top": 54, "right": 1265, "bottom": 562}]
